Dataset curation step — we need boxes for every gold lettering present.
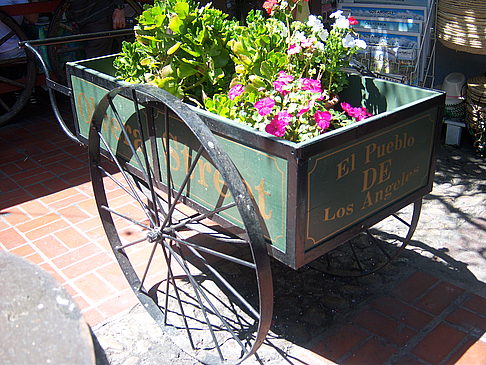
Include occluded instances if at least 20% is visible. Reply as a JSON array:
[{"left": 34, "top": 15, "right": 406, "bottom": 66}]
[
  {"left": 336, "top": 153, "right": 355, "bottom": 180},
  {"left": 197, "top": 160, "right": 211, "bottom": 188},
  {"left": 365, "top": 143, "right": 376, "bottom": 164},
  {"left": 213, "top": 170, "right": 231, "bottom": 199},
  {"left": 254, "top": 179, "right": 272, "bottom": 220}
]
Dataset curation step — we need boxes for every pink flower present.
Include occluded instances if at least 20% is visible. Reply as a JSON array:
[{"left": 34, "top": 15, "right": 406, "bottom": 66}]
[
  {"left": 276, "top": 71, "right": 294, "bottom": 84},
  {"left": 348, "top": 16, "right": 358, "bottom": 26},
  {"left": 300, "top": 78, "right": 322, "bottom": 93},
  {"left": 288, "top": 43, "right": 302, "bottom": 55},
  {"left": 340, "top": 102, "right": 351, "bottom": 112},
  {"left": 341, "top": 102, "right": 372, "bottom": 121},
  {"left": 254, "top": 97, "right": 275, "bottom": 116},
  {"left": 314, "top": 110, "right": 332, "bottom": 130},
  {"left": 273, "top": 81, "right": 288, "bottom": 95},
  {"left": 228, "top": 84, "right": 244, "bottom": 100},
  {"left": 297, "top": 101, "right": 311, "bottom": 116},
  {"left": 301, "top": 38, "right": 314, "bottom": 48},
  {"left": 265, "top": 111, "right": 292, "bottom": 137},
  {"left": 274, "top": 71, "right": 294, "bottom": 95}
]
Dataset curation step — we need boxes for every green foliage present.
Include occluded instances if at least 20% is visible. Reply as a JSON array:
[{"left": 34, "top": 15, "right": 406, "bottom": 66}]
[{"left": 114, "top": 0, "right": 237, "bottom": 103}]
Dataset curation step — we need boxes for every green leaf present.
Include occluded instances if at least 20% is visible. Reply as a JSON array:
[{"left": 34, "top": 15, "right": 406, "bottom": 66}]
[
  {"left": 177, "top": 63, "right": 198, "bottom": 78},
  {"left": 168, "top": 15, "right": 183, "bottom": 33},
  {"left": 174, "top": 2, "right": 189, "bottom": 19},
  {"left": 167, "top": 42, "right": 181, "bottom": 55}
]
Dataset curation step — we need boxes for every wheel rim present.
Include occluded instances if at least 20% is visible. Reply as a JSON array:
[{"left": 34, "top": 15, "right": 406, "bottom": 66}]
[
  {"left": 309, "top": 200, "right": 422, "bottom": 277},
  {"left": 0, "top": 12, "right": 36, "bottom": 126},
  {"left": 88, "top": 85, "right": 273, "bottom": 363}
]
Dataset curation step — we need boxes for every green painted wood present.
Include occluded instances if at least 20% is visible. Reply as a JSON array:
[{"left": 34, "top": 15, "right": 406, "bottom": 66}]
[{"left": 305, "top": 108, "right": 437, "bottom": 251}]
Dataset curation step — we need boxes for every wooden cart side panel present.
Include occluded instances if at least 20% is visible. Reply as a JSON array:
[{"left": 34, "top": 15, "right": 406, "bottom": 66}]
[
  {"left": 304, "top": 106, "right": 439, "bottom": 254},
  {"left": 69, "top": 72, "right": 290, "bottom": 252}
]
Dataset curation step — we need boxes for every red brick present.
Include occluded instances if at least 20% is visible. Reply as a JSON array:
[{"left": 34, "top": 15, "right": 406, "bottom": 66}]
[
  {"left": 449, "top": 340, "right": 486, "bottom": 365},
  {"left": 24, "top": 219, "right": 69, "bottom": 241},
  {"left": 96, "top": 262, "right": 130, "bottom": 291},
  {"left": 354, "top": 309, "right": 417, "bottom": 346},
  {"left": 463, "top": 294, "right": 486, "bottom": 316},
  {"left": 311, "top": 324, "right": 370, "bottom": 362},
  {"left": 10, "top": 244, "right": 36, "bottom": 258},
  {"left": 24, "top": 253, "right": 44, "bottom": 265},
  {"left": 53, "top": 227, "right": 90, "bottom": 249},
  {"left": 57, "top": 205, "right": 91, "bottom": 224},
  {"left": 16, "top": 213, "right": 61, "bottom": 233},
  {"left": 446, "top": 308, "right": 486, "bottom": 333},
  {"left": 52, "top": 244, "right": 102, "bottom": 269},
  {"left": 63, "top": 252, "right": 113, "bottom": 280},
  {"left": 39, "top": 262, "right": 65, "bottom": 284},
  {"left": 0, "top": 227, "right": 27, "bottom": 249},
  {"left": 96, "top": 290, "right": 138, "bottom": 318},
  {"left": 32, "top": 235, "right": 69, "bottom": 258},
  {"left": 416, "top": 281, "right": 464, "bottom": 315},
  {"left": 1, "top": 206, "right": 28, "bottom": 226},
  {"left": 73, "top": 273, "right": 115, "bottom": 303},
  {"left": 18, "top": 199, "right": 51, "bottom": 219},
  {"left": 342, "top": 337, "right": 396, "bottom": 365},
  {"left": 412, "top": 323, "right": 467, "bottom": 364},
  {"left": 392, "top": 271, "right": 439, "bottom": 303},
  {"left": 371, "top": 296, "right": 433, "bottom": 330},
  {"left": 24, "top": 183, "right": 53, "bottom": 198},
  {"left": 81, "top": 307, "right": 105, "bottom": 327}
]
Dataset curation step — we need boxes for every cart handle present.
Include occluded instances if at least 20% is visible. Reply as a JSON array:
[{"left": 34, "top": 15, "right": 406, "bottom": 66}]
[
  {"left": 22, "top": 41, "right": 81, "bottom": 144},
  {"left": 19, "top": 29, "right": 134, "bottom": 145}
]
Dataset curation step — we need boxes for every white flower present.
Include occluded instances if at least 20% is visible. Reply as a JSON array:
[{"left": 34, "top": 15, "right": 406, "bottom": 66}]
[
  {"left": 293, "top": 31, "right": 307, "bottom": 43},
  {"left": 315, "top": 41, "right": 325, "bottom": 51},
  {"left": 329, "top": 10, "right": 343, "bottom": 19},
  {"left": 317, "top": 29, "right": 329, "bottom": 42},
  {"left": 334, "top": 17, "right": 350, "bottom": 29},
  {"left": 307, "top": 15, "right": 324, "bottom": 33},
  {"left": 342, "top": 33, "right": 356, "bottom": 48},
  {"left": 355, "top": 39, "right": 367, "bottom": 49}
]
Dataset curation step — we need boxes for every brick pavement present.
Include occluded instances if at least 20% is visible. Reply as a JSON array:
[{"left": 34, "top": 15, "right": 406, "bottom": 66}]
[{"left": 1, "top": 100, "right": 485, "bottom": 364}]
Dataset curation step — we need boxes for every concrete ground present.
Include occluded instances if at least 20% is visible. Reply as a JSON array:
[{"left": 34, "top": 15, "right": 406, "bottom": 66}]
[{"left": 1, "top": 95, "right": 485, "bottom": 364}]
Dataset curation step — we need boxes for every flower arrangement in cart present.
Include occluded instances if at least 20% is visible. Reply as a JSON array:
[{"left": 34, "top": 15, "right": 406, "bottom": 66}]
[{"left": 114, "top": 0, "right": 371, "bottom": 142}]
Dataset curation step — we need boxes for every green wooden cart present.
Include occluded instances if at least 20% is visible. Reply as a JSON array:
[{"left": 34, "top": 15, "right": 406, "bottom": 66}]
[{"left": 25, "top": 44, "right": 445, "bottom": 364}]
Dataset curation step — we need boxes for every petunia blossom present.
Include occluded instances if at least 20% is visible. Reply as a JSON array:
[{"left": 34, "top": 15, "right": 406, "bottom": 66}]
[
  {"left": 228, "top": 84, "right": 244, "bottom": 100},
  {"left": 288, "top": 43, "right": 302, "bottom": 55},
  {"left": 300, "top": 78, "right": 322, "bottom": 93},
  {"left": 314, "top": 110, "right": 332, "bottom": 130},
  {"left": 265, "top": 111, "right": 292, "bottom": 137},
  {"left": 276, "top": 71, "right": 294, "bottom": 84},
  {"left": 254, "top": 97, "right": 275, "bottom": 116}
]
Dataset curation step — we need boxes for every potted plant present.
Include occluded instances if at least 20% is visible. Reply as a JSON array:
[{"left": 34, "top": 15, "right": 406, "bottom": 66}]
[{"left": 114, "top": 0, "right": 370, "bottom": 142}]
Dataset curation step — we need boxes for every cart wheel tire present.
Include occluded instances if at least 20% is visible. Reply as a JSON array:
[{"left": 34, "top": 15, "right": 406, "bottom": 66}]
[
  {"left": 88, "top": 85, "right": 273, "bottom": 364},
  {"left": 309, "top": 199, "right": 422, "bottom": 277},
  {"left": 46, "top": 0, "right": 142, "bottom": 84},
  {"left": 0, "top": 12, "right": 36, "bottom": 126}
]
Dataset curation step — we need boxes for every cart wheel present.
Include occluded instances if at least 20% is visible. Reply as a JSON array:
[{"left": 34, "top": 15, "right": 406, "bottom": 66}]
[
  {"left": 310, "top": 200, "right": 422, "bottom": 277},
  {"left": 88, "top": 85, "right": 273, "bottom": 364},
  {"left": 0, "top": 12, "right": 36, "bottom": 126},
  {"left": 46, "top": 0, "right": 142, "bottom": 84}
]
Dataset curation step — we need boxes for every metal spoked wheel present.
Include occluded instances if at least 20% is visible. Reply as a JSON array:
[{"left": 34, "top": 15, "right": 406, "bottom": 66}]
[
  {"left": 46, "top": 0, "right": 142, "bottom": 84},
  {"left": 88, "top": 85, "right": 273, "bottom": 364},
  {"left": 309, "top": 200, "right": 422, "bottom": 277},
  {"left": 0, "top": 11, "right": 36, "bottom": 126}
]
